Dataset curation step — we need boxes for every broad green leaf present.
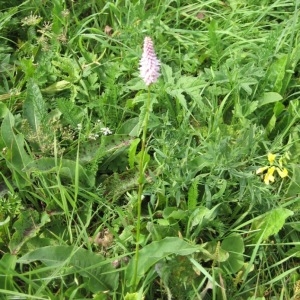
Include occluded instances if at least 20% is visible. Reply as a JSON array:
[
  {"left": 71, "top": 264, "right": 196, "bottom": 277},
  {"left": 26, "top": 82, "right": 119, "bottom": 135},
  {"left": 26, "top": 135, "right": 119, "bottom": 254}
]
[
  {"left": 99, "top": 135, "right": 136, "bottom": 173},
  {"left": 78, "top": 134, "right": 134, "bottom": 167},
  {"left": 166, "top": 88, "right": 187, "bottom": 110},
  {"left": 18, "top": 245, "right": 118, "bottom": 292},
  {"left": 9, "top": 210, "right": 50, "bottom": 255},
  {"left": 42, "top": 80, "right": 73, "bottom": 93},
  {"left": 23, "top": 157, "right": 95, "bottom": 187},
  {"left": 266, "top": 114, "right": 277, "bottom": 134},
  {"left": 0, "top": 102, "right": 8, "bottom": 118},
  {"left": 163, "top": 207, "right": 187, "bottom": 220},
  {"left": 102, "top": 169, "right": 139, "bottom": 202},
  {"left": 128, "top": 138, "right": 140, "bottom": 169},
  {"left": 244, "top": 101, "right": 258, "bottom": 116},
  {"left": 257, "top": 92, "right": 283, "bottom": 107},
  {"left": 285, "top": 164, "right": 300, "bottom": 198},
  {"left": 267, "top": 55, "right": 288, "bottom": 93},
  {"left": 1, "top": 111, "right": 31, "bottom": 187},
  {"left": 161, "top": 63, "right": 174, "bottom": 85},
  {"left": 221, "top": 234, "right": 244, "bottom": 274},
  {"left": 251, "top": 208, "right": 294, "bottom": 243},
  {"left": 146, "top": 220, "right": 179, "bottom": 241},
  {"left": 23, "top": 79, "right": 47, "bottom": 132},
  {"left": 190, "top": 206, "right": 210, "bottom": 229},
  {"left": 176, "top": 75, "right": 202, "bottom": 100},
  {"left": 125, "top": 237, "right": 202, "bottom": 287},
  {"left": 124, "top": 293, "right": 139, "bottom": 300},
  {"left": 0, "top": 253, "right": 17, "bottom": 290},
  {"left": 190, "top": 204, "right": 221, "bottom": 229},
  {"left": 273, "top": 101, "right": 285, "bottom": 117},
  {"left": 200, "top": 241, "right": 229, "bottom": 262}
]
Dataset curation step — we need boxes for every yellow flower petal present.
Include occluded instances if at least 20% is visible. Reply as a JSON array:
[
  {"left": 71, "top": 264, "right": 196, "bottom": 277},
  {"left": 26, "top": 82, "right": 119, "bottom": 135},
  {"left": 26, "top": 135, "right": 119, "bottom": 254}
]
[
  {"left": 256, "top": 166, "right": 269, "bottom": 174},
  {"left": 267, "top": 153, "right": 276, "bottom": 165},
  {"left": 264, "top": 174, "right": 275, "bottom": 185},
  {"left": 276, "top": 167, "right": 288, "bottom": 178},
  {"left": 268, "top": 166, "right": 276, "bottom": 174},
  {"left": 264, "top": 166, "right": 276, "bottom": 185}
]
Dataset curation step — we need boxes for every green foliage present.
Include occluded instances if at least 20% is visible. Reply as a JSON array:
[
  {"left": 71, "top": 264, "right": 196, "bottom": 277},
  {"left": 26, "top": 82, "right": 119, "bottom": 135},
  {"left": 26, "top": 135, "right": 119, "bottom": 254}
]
[
  {"left": 9, "top": 210, "right": 50, "bottom": 255},
  {"left": 1, "top": 110, "right": 31, "bottom": 188},
  {"left": 251, "top": 208, "right": 294, "bottom": 243},
  {"left": 24, "top": 79, "right": 47, "bottom": 133},
  {"left": 125, "top": 237, "right": 204, "bottom": 287},
  {"left": 220, "top": 234, "right": 245, "bottom": 274},
  {"left": 188, "top": 177, "right": 199, "bottom": 210},
  {"left": 18, "top": 245, "right": 119, "bottom": 293},
  {"left": 0, "top": 0, "right": 299, "bottom": 299}
]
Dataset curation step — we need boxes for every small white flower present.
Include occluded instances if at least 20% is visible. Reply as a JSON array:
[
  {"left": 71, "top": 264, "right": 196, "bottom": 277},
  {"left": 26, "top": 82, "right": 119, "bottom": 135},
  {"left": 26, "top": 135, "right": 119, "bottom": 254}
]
[
  {"left": 77, "top": 123, "right": 82, "bottom": 130},
  {"left": 88, "top": 133, "right": 100, "bottom": 140},
  {"left": 100, "top": 127, "right": 112, "bottom": 135}
]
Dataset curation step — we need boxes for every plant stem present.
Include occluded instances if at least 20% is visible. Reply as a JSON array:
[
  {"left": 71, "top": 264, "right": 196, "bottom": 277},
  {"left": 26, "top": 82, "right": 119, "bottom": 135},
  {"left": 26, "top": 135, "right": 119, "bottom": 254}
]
[{"left": 133, "top": 88, "right": 151, "bottom": 291}]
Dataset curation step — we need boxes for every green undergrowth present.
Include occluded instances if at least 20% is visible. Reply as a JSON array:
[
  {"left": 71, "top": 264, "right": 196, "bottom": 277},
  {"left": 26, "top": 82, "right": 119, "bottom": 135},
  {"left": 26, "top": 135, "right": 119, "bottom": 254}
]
[{"left": 0, "top": 0, "right": 300, "bottom": 299}]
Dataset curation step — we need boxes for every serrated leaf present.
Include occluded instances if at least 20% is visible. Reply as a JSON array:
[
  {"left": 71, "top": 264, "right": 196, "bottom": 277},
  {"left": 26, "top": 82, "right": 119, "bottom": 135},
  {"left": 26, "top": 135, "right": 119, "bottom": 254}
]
[
  {"left": 102, "top": 169, "right": 139, "bottom": 202},
  {"left": 166, "top": 88, "right": 187, "bottom": 110},
  {"left": 128, "top": 138, "right": 140, "bottom": 168},
  {"left": 23, "top": 157, "right": 95, "bottom": 187},
  {"left": 18, "top": 245, "right": 118, "bottom": 292},
  {"left": 23, "top": 79, "right": 47, "bottom": 132},
  {"left": 161, "top": 63, "right": 174, "bottom": 85},
  {"left": 177, "top": 75, "right": 203, "bottom": 99},
  {"left": 9, "top": 210, "right": 50, "bottom": 255},
  {"left": 251, "top": 208, "right": 294, "bottom": 243},
  {"left": 188, "top": 179, "right": 199, "bottom": 210},
  {"left": 56, "top": 98, "right": 85, "bottom": 127}
]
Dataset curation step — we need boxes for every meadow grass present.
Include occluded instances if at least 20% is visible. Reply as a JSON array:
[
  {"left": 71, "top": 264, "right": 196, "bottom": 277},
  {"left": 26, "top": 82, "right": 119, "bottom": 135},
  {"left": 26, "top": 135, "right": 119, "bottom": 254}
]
[{"left": 0, "top": 0, "right": 300, "bottom": 299}]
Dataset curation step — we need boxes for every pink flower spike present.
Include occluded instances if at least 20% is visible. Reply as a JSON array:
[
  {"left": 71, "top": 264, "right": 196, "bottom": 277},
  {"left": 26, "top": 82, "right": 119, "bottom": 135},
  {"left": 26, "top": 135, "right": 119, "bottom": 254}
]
[{"left": 139, "top": 37, "right": 160, "bottom": 86}]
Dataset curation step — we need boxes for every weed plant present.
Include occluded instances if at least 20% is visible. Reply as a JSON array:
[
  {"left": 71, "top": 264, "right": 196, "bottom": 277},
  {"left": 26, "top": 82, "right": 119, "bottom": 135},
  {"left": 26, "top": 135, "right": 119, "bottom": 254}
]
[{"left": 0, "top": 0, "right": 300, "bottom": 299}]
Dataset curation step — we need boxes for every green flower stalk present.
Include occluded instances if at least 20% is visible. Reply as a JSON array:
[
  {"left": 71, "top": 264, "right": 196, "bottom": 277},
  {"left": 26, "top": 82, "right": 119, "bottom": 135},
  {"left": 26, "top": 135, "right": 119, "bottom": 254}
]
[{"left": 132, "top": 37, "right": 160, "bottom": 291}]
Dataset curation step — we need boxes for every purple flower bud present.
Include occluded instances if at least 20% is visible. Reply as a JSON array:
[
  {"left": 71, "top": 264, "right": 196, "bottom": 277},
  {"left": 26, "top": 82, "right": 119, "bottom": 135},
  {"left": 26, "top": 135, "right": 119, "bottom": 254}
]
[{"left": 139, "top": 37, "right": 160, "bottom": 86}]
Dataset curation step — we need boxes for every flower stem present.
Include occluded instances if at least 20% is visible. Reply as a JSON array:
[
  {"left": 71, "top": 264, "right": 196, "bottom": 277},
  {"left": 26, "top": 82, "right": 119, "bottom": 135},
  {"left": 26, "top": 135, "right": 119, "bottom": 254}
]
[{"left": 133, "top": 88, "right": 151, "bottom": 291}]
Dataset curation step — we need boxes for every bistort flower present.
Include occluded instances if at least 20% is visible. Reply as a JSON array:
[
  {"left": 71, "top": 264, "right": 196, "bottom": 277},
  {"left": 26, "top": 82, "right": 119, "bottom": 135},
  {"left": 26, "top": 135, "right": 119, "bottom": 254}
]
[{"left": 139, "top": 37, "right": 160, "bottom": 86}]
